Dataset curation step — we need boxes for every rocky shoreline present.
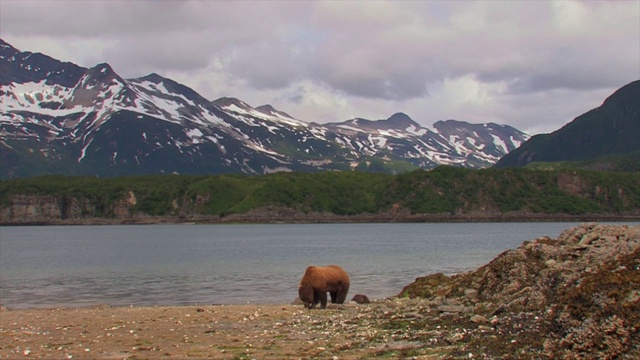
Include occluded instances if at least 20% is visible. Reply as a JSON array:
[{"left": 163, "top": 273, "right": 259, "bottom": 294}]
[
  {"left": 399, "top": 222, "right": 640, "bottom": 359},
  {"left": 1, "top": 223, "right": 638, "bottom": 359}
]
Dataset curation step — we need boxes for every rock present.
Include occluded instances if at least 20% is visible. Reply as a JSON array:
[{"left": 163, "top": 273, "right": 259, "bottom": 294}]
[
  {"left": 396, "top": 224, "right": 640, "bottom": 358},
  {"left": 579, "top": 233, "right": 599, "bottom": 246},
  {"left": 545, "top": 259, "right": 557, "bottom": 267},
  {"left": 491, "top": 306, "right": 506, "bottom": 316},
  {"left": 428, "top": 296, "right": 445, "bottom": 306},
  {"left": 465, "top": 289, "right": 479, "bottom": 299},
  {"left": 448, "top": 332, "right": 465, "bottom": 342},
  {"left": 377, "top": 341, "right": 423, "bottom": 351},
  {"left": 351, "top": 294, "right": 370, "bottom": 304},
  {"left": 404, "top": 312, "right": 424, "bottom": 320},
  {"left": 470, "top": 314, "right": 488, "bottom": 324},
  {"left": 438, "top": 305, "right": 465, "bottom": 313},
  {"left": 625, "top": 290, "right": 640, "bottom": 304}
]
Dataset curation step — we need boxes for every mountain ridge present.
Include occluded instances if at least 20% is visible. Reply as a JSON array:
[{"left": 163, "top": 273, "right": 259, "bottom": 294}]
[
  {"left": 1, "top": 38, "right": 529, "bottom": 178},
  {"left": 495, "top": 80, "right": 640, "bottom": 168}
]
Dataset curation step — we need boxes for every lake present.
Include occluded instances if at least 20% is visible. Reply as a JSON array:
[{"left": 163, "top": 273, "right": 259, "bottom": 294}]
[{"left": 0, "top": 222, "right": 632, "bottom": 309}]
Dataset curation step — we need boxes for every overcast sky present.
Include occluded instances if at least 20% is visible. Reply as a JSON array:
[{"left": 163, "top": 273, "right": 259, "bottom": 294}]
[{"left": 1, "top": 0, "right": 638, "bottom": 135}]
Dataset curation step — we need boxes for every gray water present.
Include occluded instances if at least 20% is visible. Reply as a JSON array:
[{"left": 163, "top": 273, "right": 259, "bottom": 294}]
[{"left": 0, "top": 222, "right": 618, "bottom": 309}]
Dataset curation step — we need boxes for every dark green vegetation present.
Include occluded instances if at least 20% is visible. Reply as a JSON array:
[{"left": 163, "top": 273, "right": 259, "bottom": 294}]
[
  {"left": 495, "top": 80, "right": 640, "bottom": 169},
  {"left": 524, "top": 150, "right": 640, "bottom": 173},
  {"left": 1, "top": 167, "right": 639, "bottom": 222}
]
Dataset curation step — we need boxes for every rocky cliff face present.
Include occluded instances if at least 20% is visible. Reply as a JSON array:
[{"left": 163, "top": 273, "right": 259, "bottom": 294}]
[
  {"left": 0, "top": 195, "right": 63, "bottom": 223},
  {"left": 401, "top": 223, "right": 640, "bottom": 359},
  {"left": 0, "top": 193, "right": 139, "bottom": 224}
]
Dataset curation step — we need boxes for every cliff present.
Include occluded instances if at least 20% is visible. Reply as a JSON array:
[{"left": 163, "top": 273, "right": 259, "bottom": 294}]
[
  {"left": 0, "top": 192, "right": 147, "bottom": 225},
  {"left": 1, "top": 193, "right": 638, "bottom": 225}
]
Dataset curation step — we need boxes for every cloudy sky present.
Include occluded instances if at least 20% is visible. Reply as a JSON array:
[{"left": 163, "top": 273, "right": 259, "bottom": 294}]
[{"left": 1, "top": 0, "right": 638, "bottom": 135}]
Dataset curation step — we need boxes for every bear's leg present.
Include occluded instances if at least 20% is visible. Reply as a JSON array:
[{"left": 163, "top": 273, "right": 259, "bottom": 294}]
[
  {"left": 318, "top": 290, "right": 328, "bottom": 309},
  {"left": 330, "top": 291, "right": 338, "bottom": 303},
  {"left": 336, "top": 287, "right": 349, "bottom": 304},
  {"left": 311, "top": 292, "right": 321, "bottom": 309}
]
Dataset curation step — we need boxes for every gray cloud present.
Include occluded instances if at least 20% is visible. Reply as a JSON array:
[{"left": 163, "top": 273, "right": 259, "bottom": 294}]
[
  {"left": 1, "top": 0, "right": 638, "bottom": 134},
  {"left": 280, "top": 86, "right": 307, "bottom": 105}
]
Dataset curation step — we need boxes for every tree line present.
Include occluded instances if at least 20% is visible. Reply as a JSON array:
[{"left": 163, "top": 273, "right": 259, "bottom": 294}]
[{"left": 1, "top": 167, "right": 639, "bottom": 219}]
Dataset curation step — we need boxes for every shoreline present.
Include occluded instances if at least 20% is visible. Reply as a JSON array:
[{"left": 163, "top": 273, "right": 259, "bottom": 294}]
[
  {"left": 1, "top": 301, "right": 435, "bottom": 360},
  {"left": 2, "top": 223, "right": 639, "bottom": 359},
  {"left": 3, "top": 212, "right": 640, "bottom": 226},
  {"left": 0, "top": 299, "right": 559, "bottom": 359}
]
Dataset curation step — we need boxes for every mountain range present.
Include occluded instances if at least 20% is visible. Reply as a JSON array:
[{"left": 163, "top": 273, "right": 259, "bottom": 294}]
[{"left": 1, "top": 38, "right": 529, "bottom": 178}]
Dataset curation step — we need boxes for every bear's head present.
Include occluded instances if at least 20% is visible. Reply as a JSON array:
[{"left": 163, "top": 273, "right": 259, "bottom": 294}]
[{"left": 298, "top": 284, "right": 315, "bottom": 309}]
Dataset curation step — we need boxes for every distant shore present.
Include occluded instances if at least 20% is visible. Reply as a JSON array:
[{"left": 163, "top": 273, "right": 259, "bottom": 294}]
[{"left": 2, "top": 211, "right": 640, "bottom": 226}]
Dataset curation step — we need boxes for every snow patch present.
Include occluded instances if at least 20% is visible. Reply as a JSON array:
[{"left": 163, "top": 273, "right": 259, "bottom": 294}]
[
  {"left": 449, "top": 135, "right": 471, "bottom": 155},
  {"left": 368, "top": 134, "right": 388, "bottom": 148},
  {"left": 405, "top": 125, "right": 427, "bottom": 136},
  {"left": 224, "top": 103, "right": 309, "bottom": 128},
  {"left": 510, "top": 136, "right": 523, "bottom": 148},
  {"left": 0, "top": 81, "right": 84, "bottom": 117},
  {"left": 78, "top": 138, "right": 93, "bottom": 163},
  {"left": 186, "top": 128, "right": 204, "bottom": 144},
  {"left": 337, "top": 124, "right": 364, "bottom": 132},
  {"left": 186, "top": 128, "right": 203, "bottom": 138},
  {"left": 466, "top": 137, "right": 485, "bottom": 150},
  {"left": 133, "top": 80, "right": 196, "bottom": 107},
  {"left": 491, "top": 134, "right": 509, "bottom": 154}
]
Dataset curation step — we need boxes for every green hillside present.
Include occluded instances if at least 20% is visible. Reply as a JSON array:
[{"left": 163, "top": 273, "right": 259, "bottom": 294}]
[
  {"left": 495, "top": 80, "right": 640, "bottom": 169},
  {"left": 1, "top": 168, "right": 639, "bottom": 223},
  {"left": 524, "top": 151, "right": 640, "bottom": 173}
]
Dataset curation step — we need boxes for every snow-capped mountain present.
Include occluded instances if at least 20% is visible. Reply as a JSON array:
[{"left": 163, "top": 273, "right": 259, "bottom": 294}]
[
  {"left": 323, "top": 113, "right": 527, "bottom": 170},
  {"left": 0, "top": 39, "right": 528, "bottom": 178}
]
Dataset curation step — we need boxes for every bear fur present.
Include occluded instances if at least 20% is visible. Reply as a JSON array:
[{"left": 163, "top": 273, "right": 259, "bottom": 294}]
[{"left": 298, "top": 265, "right": 350, "bottom": 309}]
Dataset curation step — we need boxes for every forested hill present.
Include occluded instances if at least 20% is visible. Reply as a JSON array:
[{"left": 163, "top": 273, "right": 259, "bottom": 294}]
[
  {"left": 495, "top": 80, "right": 640, "bottom": 169},
  {"left": 1, "top": 167, "right": 639, "bottom": 224}
]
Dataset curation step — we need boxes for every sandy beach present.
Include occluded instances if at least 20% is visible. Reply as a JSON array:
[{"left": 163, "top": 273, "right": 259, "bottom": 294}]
[{"left": 0, "top": 300, "right": 470, "bottom": 359}]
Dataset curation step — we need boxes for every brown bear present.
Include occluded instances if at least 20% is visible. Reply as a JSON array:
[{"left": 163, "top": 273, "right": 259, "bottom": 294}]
[{"left": 298, "top": 265, "right": 350, "bottom": 309}]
